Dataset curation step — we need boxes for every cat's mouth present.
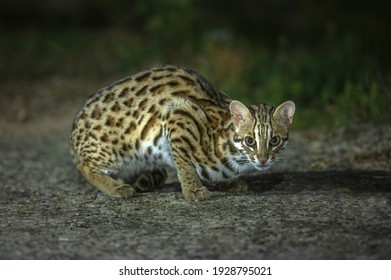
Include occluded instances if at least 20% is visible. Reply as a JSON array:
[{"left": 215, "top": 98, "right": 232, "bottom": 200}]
[{"left": 253, "top": 162, "right": 272, "bottom": 171}]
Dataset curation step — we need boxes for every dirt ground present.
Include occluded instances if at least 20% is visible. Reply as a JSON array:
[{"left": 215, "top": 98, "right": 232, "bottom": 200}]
[{"left": 0, "top": 78, "right": 390, "bottom": 259}]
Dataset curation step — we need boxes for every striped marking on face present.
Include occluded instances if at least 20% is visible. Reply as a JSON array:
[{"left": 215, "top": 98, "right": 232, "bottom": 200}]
[{"left": 252, "top": 104, "right": 274, "bottom": 151}]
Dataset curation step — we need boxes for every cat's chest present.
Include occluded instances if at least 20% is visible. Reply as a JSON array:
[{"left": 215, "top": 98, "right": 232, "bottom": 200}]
[
  {"left": 115, "top": 135, "right": 175, "bottom": 179},
  {"left": 115, "top": 131, "right": 237, "bottom": 182}
]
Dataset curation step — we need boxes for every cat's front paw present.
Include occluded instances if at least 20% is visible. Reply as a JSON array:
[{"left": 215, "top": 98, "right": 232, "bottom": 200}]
[{"left": 183, "top": 186, "right": 210, "bottom": 202}]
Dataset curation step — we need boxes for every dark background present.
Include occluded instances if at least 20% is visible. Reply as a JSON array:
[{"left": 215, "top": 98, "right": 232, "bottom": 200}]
[
  {"left": 1, "top": 1, "right": 391, "bottom": 261},
  {"left": 1, "top": 0, "right": 390, "bottom": 127}
]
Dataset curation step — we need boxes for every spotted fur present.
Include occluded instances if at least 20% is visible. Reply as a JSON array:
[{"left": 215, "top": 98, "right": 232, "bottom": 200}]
[{"left": 70, "top": 65, "right": 295, "bottom": 201}]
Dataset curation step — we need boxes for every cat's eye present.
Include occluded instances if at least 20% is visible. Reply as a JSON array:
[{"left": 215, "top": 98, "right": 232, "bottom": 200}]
[
  {"left": 269, "top": 136, "right": 281, "bottom": 146},
  {"left": 244, "top": 136, "right": 255, "bottom": 146}
]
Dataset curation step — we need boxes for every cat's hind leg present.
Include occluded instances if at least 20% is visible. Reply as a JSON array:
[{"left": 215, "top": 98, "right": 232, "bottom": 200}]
[
  {"left": 79, "top": 163, "right": 167, "bottom": 197},
  {"left": 78, "top": 163, "right": 136, "bottom": 198}
]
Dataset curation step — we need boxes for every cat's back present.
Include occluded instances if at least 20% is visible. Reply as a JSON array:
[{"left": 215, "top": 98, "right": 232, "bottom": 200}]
[
  {"left": 72, "top": 65, "right": 229, "bottom": 125},
  {"left": 70, "top": 65, "right": 231, "bottom": 164}
]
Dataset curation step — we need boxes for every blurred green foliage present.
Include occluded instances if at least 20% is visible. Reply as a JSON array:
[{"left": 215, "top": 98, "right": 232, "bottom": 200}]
[{"left": 0, "top": 0, "right": 390, "bottom": 128}]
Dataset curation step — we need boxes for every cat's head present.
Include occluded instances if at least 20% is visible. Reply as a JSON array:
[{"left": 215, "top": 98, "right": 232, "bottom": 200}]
[{"left": 230, "top": 100, "right": 295, "bottom": 171}]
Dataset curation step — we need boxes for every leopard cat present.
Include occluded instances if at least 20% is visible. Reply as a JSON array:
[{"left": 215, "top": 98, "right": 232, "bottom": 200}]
[{"left": 70, "top": 65, "right": 295, "bottom": 201}]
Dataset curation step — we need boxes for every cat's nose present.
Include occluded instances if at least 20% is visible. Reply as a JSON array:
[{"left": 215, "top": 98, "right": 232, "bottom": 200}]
[{"left": 259, "top": 156, "right": 268, "bottom": 165}]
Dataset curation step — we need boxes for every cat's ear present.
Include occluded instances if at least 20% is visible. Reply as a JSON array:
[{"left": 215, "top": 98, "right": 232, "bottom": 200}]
[
  {"left": 230, "top": 100, "right": 252, "bottom": 127},
  {"left": 273, "top": 101, "right": 295, "bottom": 126}
]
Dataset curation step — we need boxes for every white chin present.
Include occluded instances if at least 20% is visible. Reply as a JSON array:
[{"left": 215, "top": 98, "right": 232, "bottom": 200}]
[{"left": 254, "top": 164, "right": 272, "bottom": 171}]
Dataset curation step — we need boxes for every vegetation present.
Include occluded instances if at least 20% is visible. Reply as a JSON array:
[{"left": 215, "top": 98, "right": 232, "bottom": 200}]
[{"left": 1, "top": 0, "right": 390, "bottom": 129}]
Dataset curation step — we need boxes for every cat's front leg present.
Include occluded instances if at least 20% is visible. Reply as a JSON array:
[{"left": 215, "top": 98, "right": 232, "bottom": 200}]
[{"left": 170, "top": 150, "right": 210, "bottom": 202}]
